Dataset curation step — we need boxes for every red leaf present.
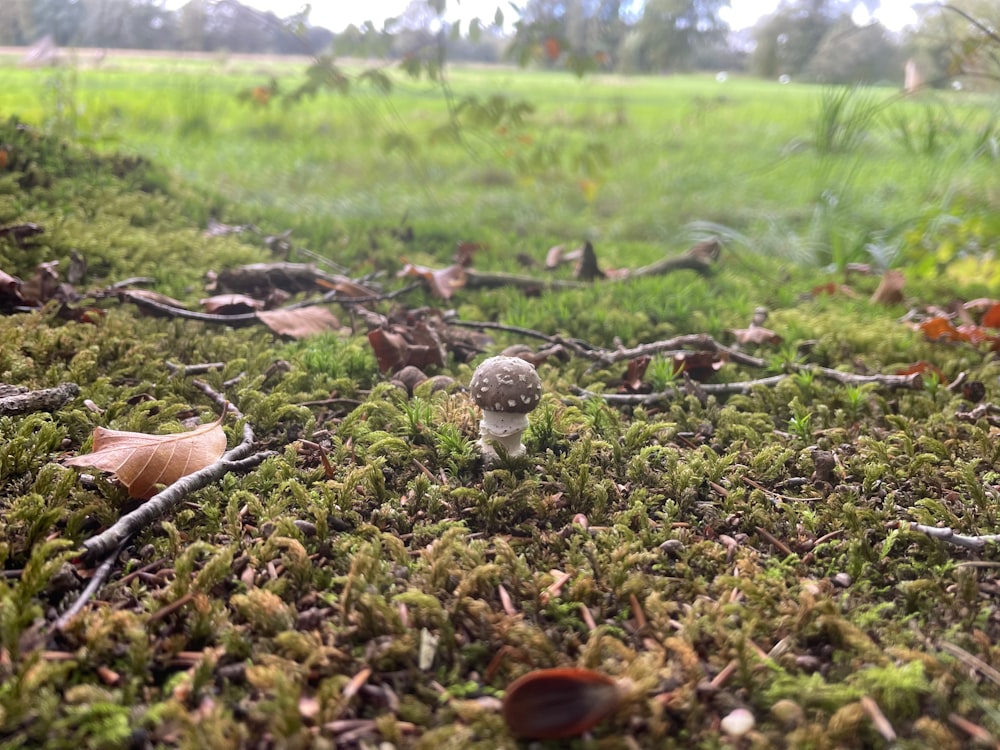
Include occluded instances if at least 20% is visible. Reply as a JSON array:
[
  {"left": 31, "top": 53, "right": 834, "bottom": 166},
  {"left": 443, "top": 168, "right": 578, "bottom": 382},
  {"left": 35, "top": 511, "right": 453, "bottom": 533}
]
[
  {"left": 543, "top": 36, "right": 561, "bottom": 61},
  {"left": 981, "top": 303, "right": 1000, "bottom": 329},
  {"left": 895, "top": 361, "right": 948, "bottom": 385},
  {"left": 674, "top": 351, "right": 726, "bottom": 382}
]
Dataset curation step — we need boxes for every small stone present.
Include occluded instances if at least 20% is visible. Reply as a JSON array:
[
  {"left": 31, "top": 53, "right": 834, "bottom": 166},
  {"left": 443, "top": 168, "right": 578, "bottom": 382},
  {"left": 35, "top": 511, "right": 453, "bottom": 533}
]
[
  {"left": 721, "top": 707, "right": 755, "bottom": 737},
  {"left": 771, "top": 699, "right": 804, "bottom": 727},
  {"left": 832, "top": 572, "right": 852, "bottom": 588}
]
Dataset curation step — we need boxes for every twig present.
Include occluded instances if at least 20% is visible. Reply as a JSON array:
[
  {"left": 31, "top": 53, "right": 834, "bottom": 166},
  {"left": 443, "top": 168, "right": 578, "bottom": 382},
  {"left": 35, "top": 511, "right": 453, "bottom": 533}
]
[
  {"left": 166, "top": 362, "right": 225, "bottom": 376},
  {"left": 939, "top": 640, "right": 1000, "bottom": 688},
  {"left": 571, "top": 375, "right": 787, "bottom": 405},
  {"left": 910, "top": 523, "right": 1000, "bottom": 551},
  {"left": 0, "top": 382, "right": 79, "bottom": 416},
  {"left": 52, "top": 539, "right": 129, "bottom": 631}
]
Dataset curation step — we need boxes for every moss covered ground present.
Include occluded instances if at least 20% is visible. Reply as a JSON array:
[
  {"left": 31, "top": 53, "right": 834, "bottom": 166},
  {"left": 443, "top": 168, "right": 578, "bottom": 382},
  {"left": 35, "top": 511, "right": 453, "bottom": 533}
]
[{"left": 1, "top": 108, "right": 999, "bottom": 750}]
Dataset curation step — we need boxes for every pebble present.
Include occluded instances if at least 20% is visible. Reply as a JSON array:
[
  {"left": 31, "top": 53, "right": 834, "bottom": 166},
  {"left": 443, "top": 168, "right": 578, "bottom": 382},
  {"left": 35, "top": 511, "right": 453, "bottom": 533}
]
[{"left": 721, "top": 707, "right": 755, "bottom": 737}]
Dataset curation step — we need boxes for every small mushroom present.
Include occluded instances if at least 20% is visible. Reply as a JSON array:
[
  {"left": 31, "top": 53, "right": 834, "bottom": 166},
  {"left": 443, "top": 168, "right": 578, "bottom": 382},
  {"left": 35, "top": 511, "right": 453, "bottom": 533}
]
[{"left": 469, "top": 355, "right": 543, "bottom": 457}]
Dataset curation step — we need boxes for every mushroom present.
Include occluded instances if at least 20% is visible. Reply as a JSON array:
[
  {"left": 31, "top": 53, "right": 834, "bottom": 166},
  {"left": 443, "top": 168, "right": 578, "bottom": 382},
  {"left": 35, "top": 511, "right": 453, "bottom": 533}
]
[{"left": 469, "top": 355, "right": 543, "bottom": 457}]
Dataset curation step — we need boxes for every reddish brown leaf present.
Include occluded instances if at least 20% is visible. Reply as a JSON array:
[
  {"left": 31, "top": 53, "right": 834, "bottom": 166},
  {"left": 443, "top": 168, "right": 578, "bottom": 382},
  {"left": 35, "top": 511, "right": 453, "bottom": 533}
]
[
  {"left": 810, "top": 282, "right": 858, "bottom": 297},
  {"left": 64, "top": 413, "right": 227, "bottom": 499},
  {"left": 674, "top": 351, "right": 726, "bottom": 381},
  {"left": 895, "top": 361, "right": 948, "bottom": 385},
  {"left": 981, "top": 303, "right": 1000, "bottom": 329},
  {"left": 454, "top": 241, "right": 485, "bottom": 267},
  {"left": 0, "top": 269, "right": 24, "bottom": 306},
  {"left": 20, "top": 260, "right": 60, "bottom": 305},
  {"left": 398, "top": 263, "right": 466, "bottom": 300},
  {"left": 619, "top": 356, "right": 651, "bottom": 393},
  {"left": 870, "top": 270, "right": 905, "bottom": 305},
  {"left": 368, "top": 325, "right": 446, "bottom": 373},
  {"left": 200, "top": 294, "right": 263, "bottom": 315},
  {"left": 502, "top": 668, "right": 622, "bottom": 740},
  {"left": 729, "top": 325, "right": 782, "bottom": 346},
  {"left": 257, "top": 307, "right": 341, "bottom": 339}
]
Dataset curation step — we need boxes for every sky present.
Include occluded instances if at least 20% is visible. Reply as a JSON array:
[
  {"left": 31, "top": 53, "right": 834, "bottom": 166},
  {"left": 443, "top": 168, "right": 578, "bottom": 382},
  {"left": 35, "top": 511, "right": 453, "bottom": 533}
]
[{"left": 190, "top": 1, "right": 923, "bottom": 33}]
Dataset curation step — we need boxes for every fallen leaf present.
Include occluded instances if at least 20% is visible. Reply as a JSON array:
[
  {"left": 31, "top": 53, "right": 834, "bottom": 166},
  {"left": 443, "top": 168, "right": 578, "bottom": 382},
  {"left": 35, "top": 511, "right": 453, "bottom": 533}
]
[
  {"left": 65, "top": 412, "right": 227, "bottom": 499},
  {"left": 454, "top": 241, "right": 485, "bottom": 267},
  {"left": 810, "top": 282, "right": 857, "bottom": 297},
  {"left": 674, "top": 351, "right": 726, "bottom": 381},
  {"left": 257, "top": 307, "right": 341, "bottom": 338},
  {"left": 20, "top": 260, "right": 60, "bottom": 305},
  {"left": 398, "top": 263, "right": 466, "bottom": 300},
  {"left": 200, "top": 294, "right": 263, "bottom": 315},
  {"left": 870, "top": 270, "right": 905, "bottom": 305},
  {"left": 895, "top": 361, "right": 948, "bottom": 385},
  {"left": 368, "top": 325, "right": 446, "bottom": 373},
  {"left": 0, "top": 222, "right": 44, "bottom": 245},
  {"left": 574, "top": 241, "right": 605, "bottom": 281},
  {"left": 981, "top": 303, "right": 1000, "bottom": 329},
  {"left": 120, "top": 289, "right": 190, "bottom": 313},
  {"left": 619, "top": 356, "right": 651, "bottom": 393},
  {"left": 729, "top": 325, "right": 782, "bottom": 346},
  {"left": 314, "top": 277, "right": 379, "bottom": 298}
]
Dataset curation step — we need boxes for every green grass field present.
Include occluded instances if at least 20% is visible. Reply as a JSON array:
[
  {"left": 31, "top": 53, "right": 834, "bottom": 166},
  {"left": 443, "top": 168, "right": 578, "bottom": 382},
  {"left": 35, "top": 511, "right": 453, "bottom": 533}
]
[
  {"left": 2, "top": 53, "right": 1000, "bottom": 749},
  {"left": 3, "top": 54, "right": 998, "bottom": 276}
]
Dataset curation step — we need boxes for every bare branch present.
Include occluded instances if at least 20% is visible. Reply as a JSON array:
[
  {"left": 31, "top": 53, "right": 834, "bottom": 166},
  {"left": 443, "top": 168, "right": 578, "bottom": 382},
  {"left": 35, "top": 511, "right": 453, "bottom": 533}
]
[
  {"left": 910, "top": 523, "right": 1000, "bottom": 551},
  {"left": 52, "top": 540, "right": 129, "bottom": 631}
]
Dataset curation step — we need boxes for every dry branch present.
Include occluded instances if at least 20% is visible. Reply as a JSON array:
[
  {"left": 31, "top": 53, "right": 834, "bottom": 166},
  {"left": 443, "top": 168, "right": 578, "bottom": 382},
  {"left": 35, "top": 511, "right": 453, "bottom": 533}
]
[
  {"left": 910, "top": 523, "right": 1000, "bottom": 551},
  {"left": 52, "top": 540, "right": 128, "bottom": 631},
  {"left": 0, "top": 382, "right": 79, "bottom": 416}
]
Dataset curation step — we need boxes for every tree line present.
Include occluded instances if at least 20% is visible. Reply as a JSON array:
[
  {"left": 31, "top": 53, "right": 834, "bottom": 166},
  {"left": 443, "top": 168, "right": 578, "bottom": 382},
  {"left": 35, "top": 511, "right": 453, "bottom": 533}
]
[{"left": 2, "top": 0, "right": 998, "bottom": 87}]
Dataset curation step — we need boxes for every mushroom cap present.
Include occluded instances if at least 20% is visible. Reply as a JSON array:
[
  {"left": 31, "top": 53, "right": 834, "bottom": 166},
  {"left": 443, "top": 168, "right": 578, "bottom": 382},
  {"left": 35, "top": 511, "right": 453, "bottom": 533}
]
[{"left": 470, "top": 355, "right": 543, "bottom": 415}]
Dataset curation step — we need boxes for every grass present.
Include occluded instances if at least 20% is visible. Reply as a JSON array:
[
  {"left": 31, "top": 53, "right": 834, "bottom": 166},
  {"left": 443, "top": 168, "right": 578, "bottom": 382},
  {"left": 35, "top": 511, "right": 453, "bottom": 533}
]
[{"left": 0, "top": 53, "right": 999, "bottom": 748}]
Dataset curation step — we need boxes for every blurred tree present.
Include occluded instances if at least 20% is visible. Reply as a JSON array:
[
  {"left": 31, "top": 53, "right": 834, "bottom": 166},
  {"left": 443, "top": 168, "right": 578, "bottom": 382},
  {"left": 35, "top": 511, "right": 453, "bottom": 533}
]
[
  {"left": 512, "top": 0, "right": 631, "bottom": 73},
  {"left": 804, "top": 17, "right": 902, "bottom": 83},
  {"left": 749, "top": 0, "right": 853, "bottom": 79},
  {"left": 905, "top": 1, "right": 1000, "bottom": 89},
  {"left": 621, "top": 0, "right": 729, "bottom": 72},
  {"left": 13, "top": 0, "right": 85, "bottom": 45}
]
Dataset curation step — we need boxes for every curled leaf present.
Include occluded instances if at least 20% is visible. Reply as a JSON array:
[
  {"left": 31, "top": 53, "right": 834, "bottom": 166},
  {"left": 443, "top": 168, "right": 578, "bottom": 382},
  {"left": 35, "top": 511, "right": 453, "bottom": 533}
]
[
  {"left": 398, "top": 263, "right": 466, "bottom": 300},
  {"left": 257, "top": 306, "right": 341, "bottom": 339},
  {"left": 65, "top": 412, "right": 227, "bottom": 499}
]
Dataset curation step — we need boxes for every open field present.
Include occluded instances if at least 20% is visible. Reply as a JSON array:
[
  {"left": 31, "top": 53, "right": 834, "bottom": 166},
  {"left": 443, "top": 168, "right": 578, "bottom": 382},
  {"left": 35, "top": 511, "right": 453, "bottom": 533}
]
[{"left": 1, "top": 54, "right": 1000, "bottom": 749}]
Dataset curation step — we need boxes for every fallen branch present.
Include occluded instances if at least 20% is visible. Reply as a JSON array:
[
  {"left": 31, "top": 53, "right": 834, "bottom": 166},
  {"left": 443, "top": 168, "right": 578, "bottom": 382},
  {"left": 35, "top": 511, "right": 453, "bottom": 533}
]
[
  {"left": 81, "top": 383, "right": 275, "bottom": 559},
  {"left": 52, "top": 539, "right": 128, "bottom": 632},
  {"left": 0, "top": 382, "right": 79, "bottom": 416},
  {"left": 910, "top": 523, "right": 1000, "bottom": 551}
]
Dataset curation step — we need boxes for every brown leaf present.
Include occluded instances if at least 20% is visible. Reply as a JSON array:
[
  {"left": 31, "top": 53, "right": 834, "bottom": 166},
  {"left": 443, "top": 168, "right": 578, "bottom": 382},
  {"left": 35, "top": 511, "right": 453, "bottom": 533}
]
[
  {"left": 398, "top": 263, "right": 467, "bottom": 300},
  {"left": 870, "top": 270, "right": 905, "bottom": 305},
  {"left": 685, "top": 238, "right": 722, "bottom": 263},
  {"left": 895, "top": 361, "right": 948, "bottom": 385},
  {"left": 454, "top": 241, "right": 485, "bottom": 267},
  {"left": 981, "top": 303, "right": 1000, "bottom": 329},
  {"left": 257, "top": 307, "right": 341, "bottom": 339},
  {"left": 0, "top": 222, "right": 44, "bottom": 245},
  {"left": 619, "top": 356, "right": 651, "bottom": 393},
  {"left": 545, "top": 244, "right": 582, "bottom": 269},
  {"left": 20, "top": 260, "right": 60, "bottom": 305},
  {"left": 368, "top": 324, "right": 446, "bottom": 373},
  {"left": 502, "top": 668, "right": 622, "bottom": 740},
  {"left": 0, "top": 269, "right": 24, "bottom": 306},
  {"left": 729, "top": 325, "right": 782, "bottom": 346},
  {"left": 65, "top": 413, "right": 227, "bottom": 499},
  {"left": 674, "top": 351, "right": 726, "bottom": 382},
  {"left": 200, "top": 294, "right": 263, "bottom": 315},
  {"left": 573, "top": 241, "right": 605, "bottom": 281}
]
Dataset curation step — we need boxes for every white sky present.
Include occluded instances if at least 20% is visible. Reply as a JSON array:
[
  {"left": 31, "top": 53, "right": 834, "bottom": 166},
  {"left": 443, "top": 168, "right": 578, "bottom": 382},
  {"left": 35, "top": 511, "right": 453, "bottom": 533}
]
[{"left": 169, "top": 1, "right": 921, "bottom": 33}]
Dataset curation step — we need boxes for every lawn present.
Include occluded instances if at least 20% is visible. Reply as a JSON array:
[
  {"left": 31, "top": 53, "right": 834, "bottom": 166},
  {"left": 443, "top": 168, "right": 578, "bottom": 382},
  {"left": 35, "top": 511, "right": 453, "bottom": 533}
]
[{"left": 1, "top": 53, "right": 1000, "bottom": 749}]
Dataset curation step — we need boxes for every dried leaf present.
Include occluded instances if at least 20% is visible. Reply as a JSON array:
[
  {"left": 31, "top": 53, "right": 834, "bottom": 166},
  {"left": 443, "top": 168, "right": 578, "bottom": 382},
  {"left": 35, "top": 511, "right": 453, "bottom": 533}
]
[
  {"left": 20, "top": 260, "right": 60, "bottom": 305},
  {"left": 121, "top": 289, "right": 190, "bottom": 312},
  {"left": 810, "top": 282, "right": 858, "bottom": 298},
  {"left": 870, "top": 270, "right": 905, "bottom": 305},
  {"left": 200, "top": 294, "right": 263, "bottom": 315},
  {"left": 619, "top": 356, "right": 651, "bottom": 393},
  {"left": 573, "top": 241, "right": 605, "bottom": 281},
  {"left": 398, "top": 263, "right": 466, "bottom": 300},
  {"left": 981, "top": 303, "right": 1000, "bottom": 329},
  {"left": 730, "top": 325, "right": 782, "bottom": 346},
  {"left": 0, "top": 222, "right": 44, "bottom": 245},
  {"left": 368, "top": 325, "right": 446, "bottom": 373},
  {"left": 257, "top": 307, "right": 341, "bottom": 339},
  {"left": 545, "top": 244, "right": 568, "bottom": 269},
  {"left": 65, "top": 413, "right": 227, "bottom": 499},
  {"left": 454, "top": 241, "right": 485, "bottom": 267},
  {"left": 895, "top": 361, "right": 948, "bottom": 385},
  {"left": 674, "top": 351, "right": 726, "bottom": 381},
  {"left": 0, "top": 268, "right": 24, "bottom": 307}
]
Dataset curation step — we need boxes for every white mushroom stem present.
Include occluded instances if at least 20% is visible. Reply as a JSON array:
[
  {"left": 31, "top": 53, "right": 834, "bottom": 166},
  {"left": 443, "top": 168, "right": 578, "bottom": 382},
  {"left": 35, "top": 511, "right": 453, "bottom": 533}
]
[{"left": 478, "top": 410, "right": 529, "bottom": 456}]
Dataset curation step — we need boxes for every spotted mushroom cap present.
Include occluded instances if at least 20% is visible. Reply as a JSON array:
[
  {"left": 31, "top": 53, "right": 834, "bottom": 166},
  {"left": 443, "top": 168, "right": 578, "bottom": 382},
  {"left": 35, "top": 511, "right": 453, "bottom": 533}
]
[{"left": 470, "top": 355, "right": 543, "bottom": 414}]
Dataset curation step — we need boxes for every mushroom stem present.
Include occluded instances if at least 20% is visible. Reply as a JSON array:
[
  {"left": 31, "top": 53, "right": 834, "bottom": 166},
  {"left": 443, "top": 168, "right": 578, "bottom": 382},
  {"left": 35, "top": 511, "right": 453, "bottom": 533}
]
[{"left": 479, "top": 421, "right": 527, "bottom": 456}]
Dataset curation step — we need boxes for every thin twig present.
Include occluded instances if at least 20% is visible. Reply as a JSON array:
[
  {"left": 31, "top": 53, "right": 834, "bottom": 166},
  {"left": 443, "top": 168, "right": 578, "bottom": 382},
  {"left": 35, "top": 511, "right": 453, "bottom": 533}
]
[
  {"left": 570, "top": 375, "right": 787, "bottom": 405},
  {"left": 939, "top": 640, "right": 1000, "bottom": 689},
  {"left": 52, "top": 539, "right": 129, "bottom": 631},
  {"left": 166, "top": 362, "right": 225, "bottom": 376},
  {"left": 911, "top": 523, "right": 1000, "bottom": 551}
]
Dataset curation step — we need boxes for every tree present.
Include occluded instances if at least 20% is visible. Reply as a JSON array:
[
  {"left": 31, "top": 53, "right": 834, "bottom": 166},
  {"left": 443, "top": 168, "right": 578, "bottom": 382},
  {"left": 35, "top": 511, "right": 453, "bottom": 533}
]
[
  {"left": 804, "top": 17, "right": 902, "bottom": 83},
  {"left": 749, "top": 0, "right": 853, "bottom": 79},
  {"left": 622, "top": 0, "right": 729, "bottom": 72},
  {"left": 905, "top": 1, "right": 1000, "bottom": 89}
]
